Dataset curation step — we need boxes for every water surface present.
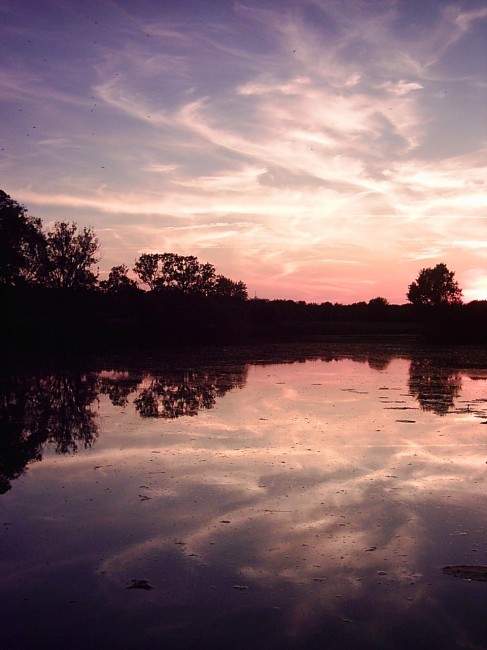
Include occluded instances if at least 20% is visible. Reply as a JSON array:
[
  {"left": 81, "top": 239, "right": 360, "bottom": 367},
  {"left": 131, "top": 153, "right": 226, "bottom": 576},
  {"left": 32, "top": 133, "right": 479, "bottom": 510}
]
[{"left": 2, "top": 345, "right": 487, "bottom": 649}]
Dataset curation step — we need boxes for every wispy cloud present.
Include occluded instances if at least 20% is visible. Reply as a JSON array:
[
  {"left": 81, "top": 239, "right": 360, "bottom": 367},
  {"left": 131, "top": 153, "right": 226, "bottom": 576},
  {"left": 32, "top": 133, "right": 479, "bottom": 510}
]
[{"left": 2, "top": 0, "right": 487, "bottom": 301}]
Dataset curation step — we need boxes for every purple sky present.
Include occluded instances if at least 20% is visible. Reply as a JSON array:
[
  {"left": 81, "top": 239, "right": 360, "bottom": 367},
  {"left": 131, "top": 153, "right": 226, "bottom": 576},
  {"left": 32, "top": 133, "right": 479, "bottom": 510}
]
[{"left": 1, "top": 0, "right": 487, "bottom": 302}]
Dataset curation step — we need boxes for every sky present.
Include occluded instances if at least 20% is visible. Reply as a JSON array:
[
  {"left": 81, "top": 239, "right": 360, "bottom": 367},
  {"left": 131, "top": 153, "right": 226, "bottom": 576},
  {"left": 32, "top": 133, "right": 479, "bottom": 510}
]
[{"left": 1, "top": 0, "right": 487, "bottom": 303}]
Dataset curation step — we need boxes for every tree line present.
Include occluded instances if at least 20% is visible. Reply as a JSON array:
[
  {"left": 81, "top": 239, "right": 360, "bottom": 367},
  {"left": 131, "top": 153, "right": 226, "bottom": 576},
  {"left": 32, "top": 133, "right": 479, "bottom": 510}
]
[
  {"left": 0, "top": 189, "right": 467, "bottom": 307},
  {"left": 0, "top": 190, "right": 247, "bottom": 299},
  {"left": 2, "top": 188, "right": 486, "bottom": 350}
]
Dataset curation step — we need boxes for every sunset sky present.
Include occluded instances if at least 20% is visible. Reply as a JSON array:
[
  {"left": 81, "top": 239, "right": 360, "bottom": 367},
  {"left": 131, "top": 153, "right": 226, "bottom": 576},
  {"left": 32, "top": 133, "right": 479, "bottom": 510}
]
[{"left": 1, "top": 0, "right": 487, "bottom": 302}]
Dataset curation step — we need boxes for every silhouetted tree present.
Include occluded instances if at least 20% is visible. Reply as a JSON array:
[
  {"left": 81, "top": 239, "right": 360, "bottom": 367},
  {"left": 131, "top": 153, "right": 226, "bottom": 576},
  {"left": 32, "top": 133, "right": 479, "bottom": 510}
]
[
  {"left": 367, "top": 297, "right": 389, "bottom": 320},
  {"left": 132, "top": 253, "right": 160, "bottom": 290},
  {"left": 40, "top": 221, "right": 99, "bottom": 289},
  {"left": 213, "top": 275, "right": 248, "bottom": 299},
  {"left": 133, "top": 252, "right": 217, "bottom": 295},
  {"left": 100, "top": 265, "right": 138, "bottom": 294},
  {"left": 368, "top": 297, "right": 389, "bottom": 309},
  {"left": 0, "top": 190, "right": 46, "bottom": 287},
  {"left": 407, "top": 263, "right": 462, "bottom": 306}
]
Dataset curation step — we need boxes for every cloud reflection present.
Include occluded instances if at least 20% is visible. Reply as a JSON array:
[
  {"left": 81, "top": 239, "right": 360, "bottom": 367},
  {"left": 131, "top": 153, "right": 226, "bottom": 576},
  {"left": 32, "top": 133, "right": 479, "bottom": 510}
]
[{"left": 3, "top": 348, "right": 487, "bottom": 646}]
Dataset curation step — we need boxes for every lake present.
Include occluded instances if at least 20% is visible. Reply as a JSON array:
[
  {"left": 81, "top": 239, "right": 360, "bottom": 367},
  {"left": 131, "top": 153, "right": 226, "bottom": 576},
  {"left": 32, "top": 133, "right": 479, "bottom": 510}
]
[{"left": 2, "top": 343, "right": 487, "bottom": 649}]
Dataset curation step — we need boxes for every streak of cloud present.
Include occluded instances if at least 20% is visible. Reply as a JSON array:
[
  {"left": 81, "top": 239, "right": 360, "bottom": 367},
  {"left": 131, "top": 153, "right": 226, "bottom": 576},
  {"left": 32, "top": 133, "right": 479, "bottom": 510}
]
[{"left": 1, "top": 0, "right": 486, "bottom": 301}]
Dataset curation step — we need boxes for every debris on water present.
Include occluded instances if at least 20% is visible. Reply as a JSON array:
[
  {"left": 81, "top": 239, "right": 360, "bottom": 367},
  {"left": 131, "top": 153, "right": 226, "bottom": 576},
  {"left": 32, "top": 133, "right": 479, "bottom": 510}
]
[
  {"left": 365, "top": 546, "right": 377, "bottom": 552},
  {"left": 126, "top": 579, "right": 154, "bottom": 590},
  {"left": 138, "top": 494, "right": 151, "bottom": 501},
  {"left": 313, "top": 577, "right": 327, "bottom": 582},
  {"left": 396, "top": 420, "right": 416, "bottom": 423},
  {"left": 232, "top": 584, "right": 249, "bottom": 590},
  {"left": 443, "top": 565, "right": 487, "bottom": 581},
  {"left": 377, "top": 570, "right": 388, "bottom": 576},
  {"left": 384, "top": 407, "right": 417, "bottom": 410},
  {"left": 220, "top": 520, "right": 231, "bottom": 523}
]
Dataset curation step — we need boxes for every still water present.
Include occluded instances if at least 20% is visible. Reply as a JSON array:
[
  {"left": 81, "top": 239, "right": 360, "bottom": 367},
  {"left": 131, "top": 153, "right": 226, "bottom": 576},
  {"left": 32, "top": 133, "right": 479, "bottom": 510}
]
[{"left": 2, "top": 344, "right": 487, "bottom": 649}]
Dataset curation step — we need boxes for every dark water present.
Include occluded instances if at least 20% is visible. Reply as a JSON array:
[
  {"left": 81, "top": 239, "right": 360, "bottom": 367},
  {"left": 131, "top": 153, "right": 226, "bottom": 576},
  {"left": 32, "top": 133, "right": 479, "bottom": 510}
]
[{"left": 2, "top": 345, "right": 487, "bottom": 649}]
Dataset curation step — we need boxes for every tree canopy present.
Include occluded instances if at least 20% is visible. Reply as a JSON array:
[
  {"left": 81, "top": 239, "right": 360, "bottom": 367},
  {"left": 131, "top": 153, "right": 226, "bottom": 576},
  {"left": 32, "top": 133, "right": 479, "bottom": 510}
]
[
  {"left": 407, "top": 263, "right": 462, "bottom": 306},
  {"left": 214, "top": 275, "right": 248, "bottom": 299},
  {"left": 41, "top": 222, "right": 99, "bottom": 289},
  {"left": 0, "top": 190, "right": 45, "bottom": 287},
  {"left": 0, "top": 188, "right": 248, "bottom": 298},
  {"left": 133, "top": 252, "right": 247, "bottom": 299},
  {"left": 0, "top": 192, "right": 100, "bottom": 290},
  {"left": 99, "top": 265, "right": 138, "bottom": 294},
  {"left": 133, "top": 253, "right": 215, "bottom": 294}
]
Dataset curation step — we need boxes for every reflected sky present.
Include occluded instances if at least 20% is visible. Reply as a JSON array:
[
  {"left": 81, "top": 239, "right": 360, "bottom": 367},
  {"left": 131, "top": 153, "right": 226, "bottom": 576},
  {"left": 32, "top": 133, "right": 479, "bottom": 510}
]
[{"left": 2, "top": 347, "right": 487, "bottom": 649}]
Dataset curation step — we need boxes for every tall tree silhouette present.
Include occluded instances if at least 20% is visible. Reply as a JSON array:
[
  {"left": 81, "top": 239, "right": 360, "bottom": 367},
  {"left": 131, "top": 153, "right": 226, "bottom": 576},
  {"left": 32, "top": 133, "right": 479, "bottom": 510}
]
[
  {"left": 132, "top": 253, "right": 160, "bottom": 290},
  {"left": 0, "top": 190, "right": 46, "bottom": 287},
  {"left": 41, "top": 222, "right": 99, "bottom": 289},
  {"left": 407, "top": 264, "right": 462, "bottom": 306}
]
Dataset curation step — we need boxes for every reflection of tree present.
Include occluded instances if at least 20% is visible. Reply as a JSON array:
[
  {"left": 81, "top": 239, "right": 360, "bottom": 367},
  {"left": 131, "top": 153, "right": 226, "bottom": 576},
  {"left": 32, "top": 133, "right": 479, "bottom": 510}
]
[
  {"left": 408, "top": 358, "right": 462, "bottom": 415},
  {"left": 0, "top": 365, "right": 248, "bottom": 492},
  {"left": 0, "top": 374, "right": 99, "bottom": 493},
  {"left": 98, "top": 371, "right": 142, "bottom": 407},
  {"left": 367, "top": 354, "right": 393, "bottom": 371},
  {"left": 134, "top": 368, "right": 247, "bottom": 418}
]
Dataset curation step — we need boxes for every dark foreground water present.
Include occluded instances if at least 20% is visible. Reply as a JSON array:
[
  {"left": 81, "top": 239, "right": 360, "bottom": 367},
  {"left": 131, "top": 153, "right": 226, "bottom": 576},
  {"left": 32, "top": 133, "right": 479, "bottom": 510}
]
[{"left": 2, "top": 344, "right": 487, "bottom": 649}]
